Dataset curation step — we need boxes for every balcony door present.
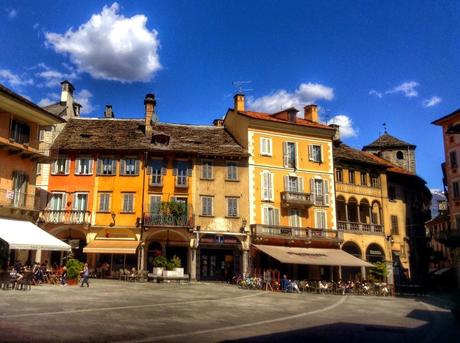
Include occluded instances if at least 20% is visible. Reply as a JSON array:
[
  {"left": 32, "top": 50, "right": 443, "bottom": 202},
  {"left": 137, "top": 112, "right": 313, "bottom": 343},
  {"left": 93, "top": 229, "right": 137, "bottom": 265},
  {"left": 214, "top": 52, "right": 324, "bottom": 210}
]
[
  {"left": 73, "top": 193, "right": 88, "bottom": 224},
  {"left": 12, "top": 172, "right": 28, "bottom": 207},
  {"left": 49, "top": 193, "right": 65, "bottom": 223}
]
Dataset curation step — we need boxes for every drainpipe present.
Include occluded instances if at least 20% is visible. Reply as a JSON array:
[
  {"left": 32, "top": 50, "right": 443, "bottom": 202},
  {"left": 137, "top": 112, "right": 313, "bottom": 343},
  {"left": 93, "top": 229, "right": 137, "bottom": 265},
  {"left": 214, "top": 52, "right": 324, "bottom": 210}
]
[{"left": 138, "top": 151, "right": 148, "bottom": 271}]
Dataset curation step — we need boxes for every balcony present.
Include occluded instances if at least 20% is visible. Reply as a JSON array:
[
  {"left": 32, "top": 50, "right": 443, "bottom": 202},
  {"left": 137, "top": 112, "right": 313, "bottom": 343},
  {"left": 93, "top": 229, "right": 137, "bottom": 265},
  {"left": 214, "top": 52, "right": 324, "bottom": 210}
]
[
  {"left": 42, "top": 210, "right": 91, "bottom": 225},
  {"left": 0, "top": 128, "right": 50, "bottom": 161},
  {"left": 144, "top": 202, "right": 194, "bottom": 228},
  {"left": 251, "top": 224, "right": 343, "bottom": 242},
  {"left": 337, "top": 220, "right": 383, "bottom": 235},
  {"left": 0, "top": 188, "right": 40, "bottom": 212},
  {"left": 281, "top": 191, "right": 313, "bottom": 207}
]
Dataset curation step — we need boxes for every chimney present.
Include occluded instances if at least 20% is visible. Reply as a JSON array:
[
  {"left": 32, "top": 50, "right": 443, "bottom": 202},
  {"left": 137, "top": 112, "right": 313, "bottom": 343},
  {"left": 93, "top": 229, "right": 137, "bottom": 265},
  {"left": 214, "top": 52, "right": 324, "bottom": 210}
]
[
  {"left": 234, "top": 93, "right": 245, "bottom": 112},
  {"left": 60, "top": 80, "right": 76, "bottom": 118},
  {"left": 304, "top": 104, "right": 318, "bottom": 122},
  {"left": 104, "top": 105, "right": 114, "bottom": 118},
  {"left": 213, "top": 119, "right": 224, "bottom": 127},
  {"left": 329, "top": 124, "right": 340, "bottom": 142},
  {"left": 144, "top": 93, "right": 156, "bottom": 135}
]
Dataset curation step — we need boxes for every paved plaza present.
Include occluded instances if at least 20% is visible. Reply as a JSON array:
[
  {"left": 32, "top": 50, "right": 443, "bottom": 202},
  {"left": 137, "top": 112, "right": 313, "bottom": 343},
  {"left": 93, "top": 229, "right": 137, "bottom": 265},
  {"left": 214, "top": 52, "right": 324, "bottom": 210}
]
[{"left": 0, "top": 280, "right": 459, "bottom": 342}]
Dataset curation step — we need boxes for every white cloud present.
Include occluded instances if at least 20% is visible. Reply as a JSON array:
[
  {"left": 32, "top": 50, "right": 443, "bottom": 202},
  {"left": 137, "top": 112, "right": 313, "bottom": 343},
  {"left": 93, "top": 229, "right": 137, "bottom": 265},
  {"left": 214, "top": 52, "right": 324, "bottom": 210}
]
[
  {"left": 37, "top": 92, "right": 60, "bottom": 107},
  {"left": 45, "top": 2, "right": 161, "bottom": 82},
  {"left": 75, "top": 89, "right": 95, "bottom": 114},
  {"left": 386, "top": 81, "right": 419, "bottom": 97},
  {"left": 327, "top": 115, "right": 358, "bottom": 138},
  {"left": 247, "top": 82, "right": 334, "bottom": 113},
  {"left": 369, "top": 90, "right": 383, "bottom": 98},
  {"left": 423, "top": 96, "right": 442, "bottom": 108},
  {"left": 0, "top": 69, "right": 33, "bottom": 87},
  {"left": 35, "top": 63, "right": 78, "bottom": 88},
  {"left": 7, "top": 9, "right": 17, "bottom": 19}
]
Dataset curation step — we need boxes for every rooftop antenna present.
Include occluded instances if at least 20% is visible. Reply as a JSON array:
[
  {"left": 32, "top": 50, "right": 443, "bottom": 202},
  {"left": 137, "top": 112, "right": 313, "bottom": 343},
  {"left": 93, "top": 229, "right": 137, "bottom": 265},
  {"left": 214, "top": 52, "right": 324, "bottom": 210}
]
[
  {"left": 383, "top": 122, "right": 387, "bottom": 134},
  {"left": 232, "top": 81, "right": 253, "bottom": 94}
]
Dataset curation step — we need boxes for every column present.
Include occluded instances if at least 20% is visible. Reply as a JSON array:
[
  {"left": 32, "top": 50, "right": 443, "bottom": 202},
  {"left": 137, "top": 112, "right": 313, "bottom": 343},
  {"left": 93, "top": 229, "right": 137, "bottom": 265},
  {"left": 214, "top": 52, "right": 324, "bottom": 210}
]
[
  {"left": 139, "top": 244, "right": 145, "bottom": 271},
  {"left": 242, "top": 250, "right": 248, "bottom": 277},
  {"left": 361, "top": 266, "right": 367, "bottom": 280},
  {"left": 338, "top": 266, "right": 342, "bottom": 280},
  {"left": 189, "top": 247, "right": 197, "bottom": 281},
  {"left": 35, "top": 249, "right": 42, "bottom": 263}
]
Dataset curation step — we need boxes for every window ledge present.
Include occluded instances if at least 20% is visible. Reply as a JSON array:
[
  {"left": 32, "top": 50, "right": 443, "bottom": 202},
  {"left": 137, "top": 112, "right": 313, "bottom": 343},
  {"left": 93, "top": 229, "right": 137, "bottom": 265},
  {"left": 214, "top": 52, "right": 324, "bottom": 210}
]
[
  {"left": 120, "top": 174, "right": 140, "bottom": 177},
  {"left": 200, "top": 178, "right": 215, "bottom": 181},
  {"left": 225, "top": 216, "right": 240, "bottom": 219},
  {"left": 199, "top": 214, "right": 214, "bottom": 218},
  {"left": 225, "top": 179, "right": 240, "bottom": 182},
  {"left": 96, "top": 174, "right": 116, "bottom": 177},
  {"left": 96, "top": 211, "right": 111, "bottom": 214},
  {"left": 119, "top": 211, "right": 136, "bottom": 214}
]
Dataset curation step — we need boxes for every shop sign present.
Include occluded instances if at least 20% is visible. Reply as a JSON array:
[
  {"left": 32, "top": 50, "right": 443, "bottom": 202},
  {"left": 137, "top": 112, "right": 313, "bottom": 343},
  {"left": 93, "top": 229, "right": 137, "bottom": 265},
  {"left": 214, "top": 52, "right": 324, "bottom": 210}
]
[
  {"left": 369, "top": 249, "right": 383, "bottom": 255},
  {"left": 200, "top": 235, "right": 239, "bottom": 245}
]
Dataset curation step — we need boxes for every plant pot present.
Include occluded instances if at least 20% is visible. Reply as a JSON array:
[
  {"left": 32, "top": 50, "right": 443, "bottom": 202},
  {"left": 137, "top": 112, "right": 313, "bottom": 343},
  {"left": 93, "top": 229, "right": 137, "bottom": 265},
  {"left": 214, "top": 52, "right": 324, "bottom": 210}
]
[
  {"left": 67, "top": 279, "right": 78, "bottom": 286},
  {"left": 152, "top": 267, "right": 163, "bottom": 276},
  {"left": 163, "top": 270, "right": 177, "bottom": 277},
  {"left": 174, "top": 268, "right": 184, "bottom": 277}
]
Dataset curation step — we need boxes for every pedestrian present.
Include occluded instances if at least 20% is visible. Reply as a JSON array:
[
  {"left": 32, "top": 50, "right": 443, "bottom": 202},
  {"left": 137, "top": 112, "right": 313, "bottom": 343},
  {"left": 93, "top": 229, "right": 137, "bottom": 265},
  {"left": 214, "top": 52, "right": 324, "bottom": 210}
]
[
  {"left": 60, "top": 266, "right": 67, "bottom": 286},
  {"left": 80, "top": 263, "right": 89, "bottom": 287}
]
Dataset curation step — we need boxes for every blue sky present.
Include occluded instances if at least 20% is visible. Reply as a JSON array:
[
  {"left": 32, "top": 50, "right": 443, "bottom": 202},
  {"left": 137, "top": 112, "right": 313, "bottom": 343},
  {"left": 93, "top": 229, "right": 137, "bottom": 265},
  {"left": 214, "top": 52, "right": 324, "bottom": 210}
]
[{"left": 1, "top": 1, "right": 459, "bottom": 189}]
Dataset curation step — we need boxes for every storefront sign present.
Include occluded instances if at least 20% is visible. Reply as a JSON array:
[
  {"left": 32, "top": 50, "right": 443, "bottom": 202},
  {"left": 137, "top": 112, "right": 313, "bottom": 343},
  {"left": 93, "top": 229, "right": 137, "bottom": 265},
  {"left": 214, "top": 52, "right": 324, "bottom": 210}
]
[{"left": 200, "top": 234, "right": 239, "bottom": 245}]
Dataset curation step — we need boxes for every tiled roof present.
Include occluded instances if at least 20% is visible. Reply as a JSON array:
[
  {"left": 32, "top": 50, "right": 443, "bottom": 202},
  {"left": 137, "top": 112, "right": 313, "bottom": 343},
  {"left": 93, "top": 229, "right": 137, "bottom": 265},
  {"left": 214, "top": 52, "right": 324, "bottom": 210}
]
[
  {"left": 364, "top": 153, "right": 417, "bottom": 177},
  {"left": 432, "top": 108, "right": 460, "bottom": 125},
  {"left": 333, "top": 143, "right": 388, "bottom": 168},
  {"left": 363, "top": 133, "right": 415, "bottom": 149},
  {"left": 43, "top": 102, "right": 67, "bottom": 117},
  {"left": 52, "top": 118, "right": 247, "bottom": 157},
  {"left": 238, "top": 110, "right": 335, "bottom": 131}
]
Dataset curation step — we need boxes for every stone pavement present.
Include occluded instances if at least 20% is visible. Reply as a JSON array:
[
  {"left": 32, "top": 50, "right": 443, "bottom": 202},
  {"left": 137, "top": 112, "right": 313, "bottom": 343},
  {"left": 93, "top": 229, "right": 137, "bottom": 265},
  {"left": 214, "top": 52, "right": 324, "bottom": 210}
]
[{"left": 0, "top": 279, "right": 458, "bottom": 342}]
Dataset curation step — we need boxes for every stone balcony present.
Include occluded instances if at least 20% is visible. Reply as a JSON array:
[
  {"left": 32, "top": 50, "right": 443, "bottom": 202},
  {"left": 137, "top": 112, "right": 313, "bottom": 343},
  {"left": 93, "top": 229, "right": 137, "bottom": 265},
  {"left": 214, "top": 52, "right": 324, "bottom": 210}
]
[
  {"left": 250, "top": 224, "right": 343, "bottom": 243},
  {"left": 41, "top": 209, "right": 92, "bottom": 225},
  {"left": 337, "top": 220, "right": 384, "bottom": 235},
  {"left": 281, "top": 191, "right": 313, "bottom": 208}
]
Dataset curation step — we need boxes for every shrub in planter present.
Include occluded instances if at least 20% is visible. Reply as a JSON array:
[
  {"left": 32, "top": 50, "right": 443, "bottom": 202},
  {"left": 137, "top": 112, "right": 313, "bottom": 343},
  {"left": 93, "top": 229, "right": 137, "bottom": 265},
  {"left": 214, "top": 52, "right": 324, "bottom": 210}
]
[
  {"left": 153, "top": 256, "right": 167, "bottom": 268},
  {"left": 171, "top": 255, "right": 181, "bottom": 269},
  {"left": 165, "top": 261, "right": 176, "bottom": 271},
  {"left": 66, "top": 258, "right": 84, "bottom": 282}
]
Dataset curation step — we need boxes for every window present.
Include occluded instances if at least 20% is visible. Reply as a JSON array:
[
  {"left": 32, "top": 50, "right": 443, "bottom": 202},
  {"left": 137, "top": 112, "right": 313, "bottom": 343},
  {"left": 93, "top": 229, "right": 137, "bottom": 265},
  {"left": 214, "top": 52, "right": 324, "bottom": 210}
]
[
  {"left": 36, "top": 163, "right": 42, "bottom": 176},
  {"left": 450, "top": 151, "right": 458, "bottom": 168},
  {"left": 388, "top": 186, "right": 396, "bottom": 200},
  {"left": 260, "top": 137, "right": 272, "bottom": 156},
  {"left": 39, "top": 129, "right": 46, "bottom": 142},
  {"left": 289, "top": 209, "right": 301, "bottom": 227},
  {"left": 336, "top": 168, "right": 343, "bottom": 183},
  {"left": 122, "top": 193, "right": 135, "bottom": 213},
  {"left": 10, "top": 120, "right": 30, "bottom": 144},
  {"left": 262, "top": 207, "right": 279, "bottom": 226},
  {"left": 227, "top": 162, "right": 238, "bottom": 181},
  {"left": 11, "top": 171, "right": 28, "bottom": 207},
  {"left": 52, "top": 156, "right": 70, "bottom": 175},
  {"left": 75, "top": 157, "right": 93, "bottom": 175},
  {"left": 226, "top": 197, "right": 239, "bottom": 217},
  {"left": 360, "top": 172, "right": 367, "bottom": 186},
  {"left": 49, "top": 193, "right": 65, "bottom": 210},
  {"left": 348, "top": 170, "right": 355, "bottom": 184},
  {"left": 315, "top": 210, "right": 327, "bottom": 229},
  {"left": 97, "top": 158, "right": 116, "bottom": 175},
  {"left": 261, "top": 171, "right": 274, "bottom": 201},
  {"left": 150, "top": 160, "right": 166, "bottom": 186},
  {"left": 396, "top": 151, "right": 404, "bottom": 160},
  {"left": 391, "top": 215, "right": 399, "bottom": 235},
  {"left": 284, "top": 175, "right": 303, "bottom": 193},
  {"left": 121, "top": 158, "right": 139, "bottom": 176},
  {"left": 309, "top": 145, "right": 322, "bottom": 163},
  {"left": 201, "top": 160, "right": 213, "bottom": 180},
  {"left": 98, "top": 193, "right": 111, "bottom": 212},
  {"left": 201, "top": 196, "right": 213, "bottom": 216},
  {"left": 311, "top": 178, "right": 329, "bottom": 206},
  {"left": 174, "top": 161, "right": 191, "bottom": 187},
  {"left": 371, "top": 174, "right": 380, "bottom": 188},
  {"left": 149, "top": 195, "right": 161, "bottom": 214},
  {"left": 283, "top": 142, "right": 297, "bottom": 168},
  {"left": 453, "top": 181, "right": 460, "bottom": 199}
]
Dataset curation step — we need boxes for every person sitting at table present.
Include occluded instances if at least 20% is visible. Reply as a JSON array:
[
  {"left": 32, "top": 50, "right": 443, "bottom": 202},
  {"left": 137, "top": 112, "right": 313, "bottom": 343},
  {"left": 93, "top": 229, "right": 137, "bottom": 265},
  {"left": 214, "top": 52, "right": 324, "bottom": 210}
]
[
  {"left": 280, "top": 275, "right": 289, "bottom": 291},
  {"left": 319, "top": 280, "right": 329, "bottom": 294},
  {"left": 337, "top": 279, "right": 346, "bottom": 295}
]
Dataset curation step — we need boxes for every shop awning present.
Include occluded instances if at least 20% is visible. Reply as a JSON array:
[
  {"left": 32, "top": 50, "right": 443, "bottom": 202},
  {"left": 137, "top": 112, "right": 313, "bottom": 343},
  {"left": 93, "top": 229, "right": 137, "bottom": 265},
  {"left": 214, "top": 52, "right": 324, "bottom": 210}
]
[
  {"left": 0, "top": 218, "right": 70, "bottom": 251},
  {"left": 83, "top": 240, "right": 140, "bottom": 254},
  {"left": 253, "top": 244, "right": 374, "bottom": 267}
]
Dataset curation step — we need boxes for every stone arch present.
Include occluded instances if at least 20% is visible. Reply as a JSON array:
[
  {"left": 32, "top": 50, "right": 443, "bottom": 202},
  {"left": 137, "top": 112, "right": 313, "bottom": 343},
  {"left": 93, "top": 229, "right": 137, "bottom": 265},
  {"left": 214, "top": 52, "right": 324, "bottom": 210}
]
[
  {"left": 347, "top": 197, "right": 358, "bottom": 222},
  {"left": 336, "top": 196, "right": 347, "bottom": 221},
  {"left": 366, "top": 243, "right": 385, "bottom": 263},
  {"left": 342, "top": 241, "right": 362, "bottom": 258},
  {"left": 396, "top": 151, "right": 404, "bottom": 160},
  {"left": 371, "top": 201, "right": 382, "bottom": 225},
  {"left": 359, "top": 198, "right": 370, "bottom": 224}
]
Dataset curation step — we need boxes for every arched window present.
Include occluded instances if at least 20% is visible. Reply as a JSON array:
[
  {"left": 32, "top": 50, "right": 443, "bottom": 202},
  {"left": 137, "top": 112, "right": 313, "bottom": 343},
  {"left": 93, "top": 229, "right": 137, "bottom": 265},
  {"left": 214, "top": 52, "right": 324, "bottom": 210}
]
[
  {"left": 396, "top": 151, "right": 404, "bottom": 160},
  {"left": 366, "top": 243, "right": 385, "bottom": 263},
  {"left": 343, "top": 241, "right": 362, "bottom": 258}
]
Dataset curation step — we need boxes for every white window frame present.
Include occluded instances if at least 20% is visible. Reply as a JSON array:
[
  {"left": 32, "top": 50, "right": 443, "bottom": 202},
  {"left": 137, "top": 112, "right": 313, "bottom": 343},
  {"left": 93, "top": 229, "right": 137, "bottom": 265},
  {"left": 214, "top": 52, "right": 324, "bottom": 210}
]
[
  {"left": 260, "top": 137, "right": 272, "bottom": 156},
  {"left": 75, "top": 157, "right": 93, "bottom": 175},
  {"left": 201, "top": 196, "right": 214, "bottom": 216},
  {"left": 201, "top": 160, "right": 214, "bottom": 180},
  {"left": 283, "top": 141, "right": 297, "bottom": 168},
  {"left": 261, "top": 170, "right": 274, "bottom": 201},
  {"left": 289, "top": 208, "right": 302, "bottom": 227},
  {"left": 121, "top": 158, "right": 140, "bottom": 176},
  {"left": 262, "top": 206, "right": 280, "bottom": 226},
  {"left": 121, "top": 193, "right": 135, "bottom": 213},
  {"left": 36, "top": 163, "right": 42, "bottom": 176},
  {"left": 284, "top": 175, "right": 304, "bottom": 193},
  {"left": 226, "top": 197, "right": 239, "bottom": 218},
  {"left": 310, "top": 177, "right": 329, "bottom": 206},
  {"left": 149, "top": 194, "right": 162, "bottom": 214},
  {"left": 52, "top": 155, "right": 70, "bottom": 175},
  {"left": 226, "top": 161, "right": 239, "bottom": 181},
  {"left": 315, "top": 210, "right": 327, "bottom": 229},
  {"left": 98, "top": 192, "right": 111, "bottom": 212},
  {"left": 309, "top": 144, "right": 323, "bottom": 163},
  {"left": 49, "top": 192, "right": 66, "bottom": 210},
  {"left": 39, "top": 129, "right": 46, "bottom": 142}
]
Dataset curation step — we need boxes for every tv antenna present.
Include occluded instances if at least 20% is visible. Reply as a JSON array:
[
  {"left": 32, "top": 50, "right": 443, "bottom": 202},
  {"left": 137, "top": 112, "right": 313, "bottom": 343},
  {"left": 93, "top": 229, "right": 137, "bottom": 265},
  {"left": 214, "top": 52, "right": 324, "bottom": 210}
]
[
  {"left": 383, "top": 122, "right": 387, "bottom": 134},
  {"left": 232, "top": 81, "right": 253, "bottom": 94}
]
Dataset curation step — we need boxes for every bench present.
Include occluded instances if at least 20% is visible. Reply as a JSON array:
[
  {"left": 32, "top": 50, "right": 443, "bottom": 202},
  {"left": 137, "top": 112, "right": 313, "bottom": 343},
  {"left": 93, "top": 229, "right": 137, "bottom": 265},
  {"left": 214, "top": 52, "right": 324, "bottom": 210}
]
[{"left": 147, "top": 274, "right": 190, "bottom": 283}]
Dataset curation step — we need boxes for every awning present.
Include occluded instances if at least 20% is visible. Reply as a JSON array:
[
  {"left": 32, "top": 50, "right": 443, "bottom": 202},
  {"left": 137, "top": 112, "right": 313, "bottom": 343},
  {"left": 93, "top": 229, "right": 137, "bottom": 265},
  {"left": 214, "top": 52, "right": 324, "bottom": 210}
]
[
  {"left": 83, "top": 240, "right": 140, "bottom": 254},
  {"left": 253, "top": 244, "right": 374, "bottom": 267},
  {"left": 0, "top": 218, "right": 70, "bottom": 251}
]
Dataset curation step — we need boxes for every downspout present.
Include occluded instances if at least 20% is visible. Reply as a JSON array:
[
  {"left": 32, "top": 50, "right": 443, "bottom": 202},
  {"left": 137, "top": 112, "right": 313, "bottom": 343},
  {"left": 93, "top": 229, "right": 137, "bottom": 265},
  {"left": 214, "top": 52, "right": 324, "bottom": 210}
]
[{"left": 139, "top": 151, "right": 148, "bottom": 270}]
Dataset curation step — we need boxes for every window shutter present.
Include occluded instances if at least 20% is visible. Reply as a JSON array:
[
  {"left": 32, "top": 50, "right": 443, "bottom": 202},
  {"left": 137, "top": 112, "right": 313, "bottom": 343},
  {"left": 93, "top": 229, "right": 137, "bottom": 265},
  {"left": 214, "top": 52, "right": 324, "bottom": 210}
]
[
  {"left": 146, "top": 166, "right": 152, "bottom": 175},
  {"left": 284, "top": 175, "right": 289, "bottom": 191},
  {"left": 134, "top": 160, "right": 140, "bottom": 175},
  {"left": 112, "top": 159, "right": 117, "bottom": 175},
  {"left": 187, "top": 167, "right": 193, "bottom": 177},
  {"left": 97, "top": 159, "right": 102, "bottom": 175},
  {"left": 120, "top": 160, "right": 125, "bottom": 175},
  {"left": 260, "top": 138, "right": 264, "bottom": 155},
  {"left": 75, "top": 159, "right": 80, "bottom": 175},
  {"left": 161, "top": 167, "right": 167, "bottom": 176},
  {"left": 295, "top": 142, "right": 299, "bottom": 169},
  {"left": 319, "top": 145, "right": 323, "bottom": 163},
  {"left": 308, "top": 145, "right": 313, "bottom": 161},
  {"left": 310, "top": 178, "right": 316, "bottom": 204},
  {"left": 269, "top": 172, "right": 274, "bottom": 201},
  {"left": 274, "top": 208, "right": 280, "bottom": 226},
  {"left": 173, "top": 168, "right": 178, "bottom": 176},
  {"left": 324, "top": 180, "right": 329, "bottom": 205},
  {"left": 299, "top": 177, "right": 304, "bottom": 192},
  {"left": 51, "top": 160, "right": 57, "bottom": 174},
  {"left": 268, "top": 139, "right": 272, "bottom": 155},
  {"left": 63, "top": 193, "right": 68, "bottom": 210},
  {"left": 283, "top": 142, "right": 289, "bottom": 167},
  {"left": 88, "top": 159, "right": 93, "bottom": 174},
  {"left": 261, "top": 172, "right": 267, "bottom": 200}
]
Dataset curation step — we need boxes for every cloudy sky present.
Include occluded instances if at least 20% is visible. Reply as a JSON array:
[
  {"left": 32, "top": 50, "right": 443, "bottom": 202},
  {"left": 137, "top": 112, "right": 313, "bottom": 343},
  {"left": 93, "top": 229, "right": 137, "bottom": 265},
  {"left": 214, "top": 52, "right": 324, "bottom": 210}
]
[{"left": 1, "top": 1, "right": 458, "bottom": 189}]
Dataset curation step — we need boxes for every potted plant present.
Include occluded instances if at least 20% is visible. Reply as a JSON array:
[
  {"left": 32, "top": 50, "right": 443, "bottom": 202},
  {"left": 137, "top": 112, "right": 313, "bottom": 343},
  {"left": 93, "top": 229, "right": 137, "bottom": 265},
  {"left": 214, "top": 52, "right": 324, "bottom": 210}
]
[
  {"left": 66, "top": 258, "right": 83, "bottom": 286},
  {"left": 163, "top": 260, "right": 177, "bottom": 277},
  {"left": 171, "top": 255, "right": 183, "bottom": 277},
  {"left": 152, "top": 255, "right": 167, "bottom": 276}
]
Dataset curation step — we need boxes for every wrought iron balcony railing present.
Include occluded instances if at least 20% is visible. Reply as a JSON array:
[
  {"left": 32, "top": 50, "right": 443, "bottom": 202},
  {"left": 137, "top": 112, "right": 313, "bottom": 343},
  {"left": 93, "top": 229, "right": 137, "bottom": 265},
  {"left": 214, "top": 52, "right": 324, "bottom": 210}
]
[
  {"left": 143, "top": 202, "right": 194, "bottom": 227},
  {"left": 337, "top": 220, "right": 384, "bottom": 234},
  {"left": 42, "top": 209, "right": 91, "bottom": 225},
  {"left": 0, "top": 188, "right": 39, "bottom": 211}
]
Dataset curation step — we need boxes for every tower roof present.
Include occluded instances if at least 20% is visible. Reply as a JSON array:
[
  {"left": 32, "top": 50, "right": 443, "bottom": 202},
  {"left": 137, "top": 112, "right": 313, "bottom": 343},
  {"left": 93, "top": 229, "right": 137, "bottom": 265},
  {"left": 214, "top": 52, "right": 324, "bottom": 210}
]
[{"left": 363, "top": 133, "right": 415, "bottom": 150}]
